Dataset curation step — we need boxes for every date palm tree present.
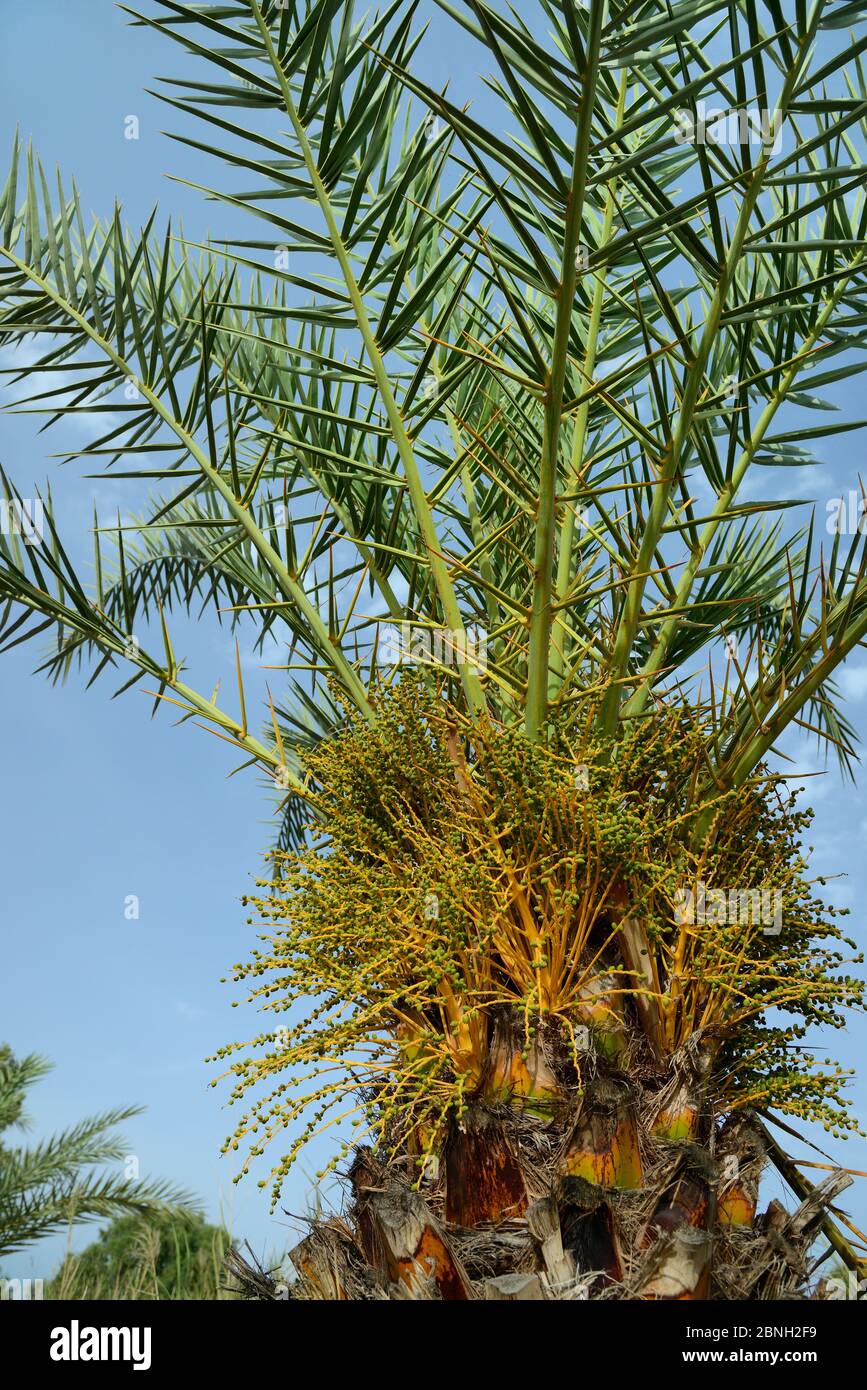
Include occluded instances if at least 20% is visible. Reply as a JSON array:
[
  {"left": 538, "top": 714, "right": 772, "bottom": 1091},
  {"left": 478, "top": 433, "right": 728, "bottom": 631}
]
[
  {"left": 0, "top": 1045, "right": 196, "bottom": 1262},
  {"left": 2, "top": 0, "right": 867, "bottom": 1298}
]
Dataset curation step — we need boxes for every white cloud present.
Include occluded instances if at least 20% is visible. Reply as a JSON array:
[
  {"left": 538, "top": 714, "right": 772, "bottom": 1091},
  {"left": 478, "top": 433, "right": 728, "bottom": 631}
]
[
  {"left": 839, "top": 665, "right": 867, "bottom": 701},
  {"left": 175, "top": 999, "right": 206, "bottom": 1022},
  {"left": 0, "top": 342, "right": 47, "bottom": 372}
]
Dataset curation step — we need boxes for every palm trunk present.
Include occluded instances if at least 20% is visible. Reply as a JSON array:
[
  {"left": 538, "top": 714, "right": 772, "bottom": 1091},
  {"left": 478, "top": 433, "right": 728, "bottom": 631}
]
[{"left": 268, "top": 1005, "right": 848, "bottom": 1301}]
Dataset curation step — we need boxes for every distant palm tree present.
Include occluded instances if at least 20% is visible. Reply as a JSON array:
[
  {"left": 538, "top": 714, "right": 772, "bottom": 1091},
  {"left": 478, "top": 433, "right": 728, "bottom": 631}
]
[
  {"left": 0, "top": 1046, "right": 196, "bottom": 1260},
  {"left": 2, "top": 0, "right": 867, "bottom": 1298},
  {"left": 48, "top": 1210, "right": 233, "bottom": 1300}
]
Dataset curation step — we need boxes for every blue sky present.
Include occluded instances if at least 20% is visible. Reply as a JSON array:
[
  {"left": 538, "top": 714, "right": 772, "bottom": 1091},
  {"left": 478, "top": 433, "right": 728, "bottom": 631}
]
[{"left": 3, "top": 0, "right": 867, "bottom": 1283}]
